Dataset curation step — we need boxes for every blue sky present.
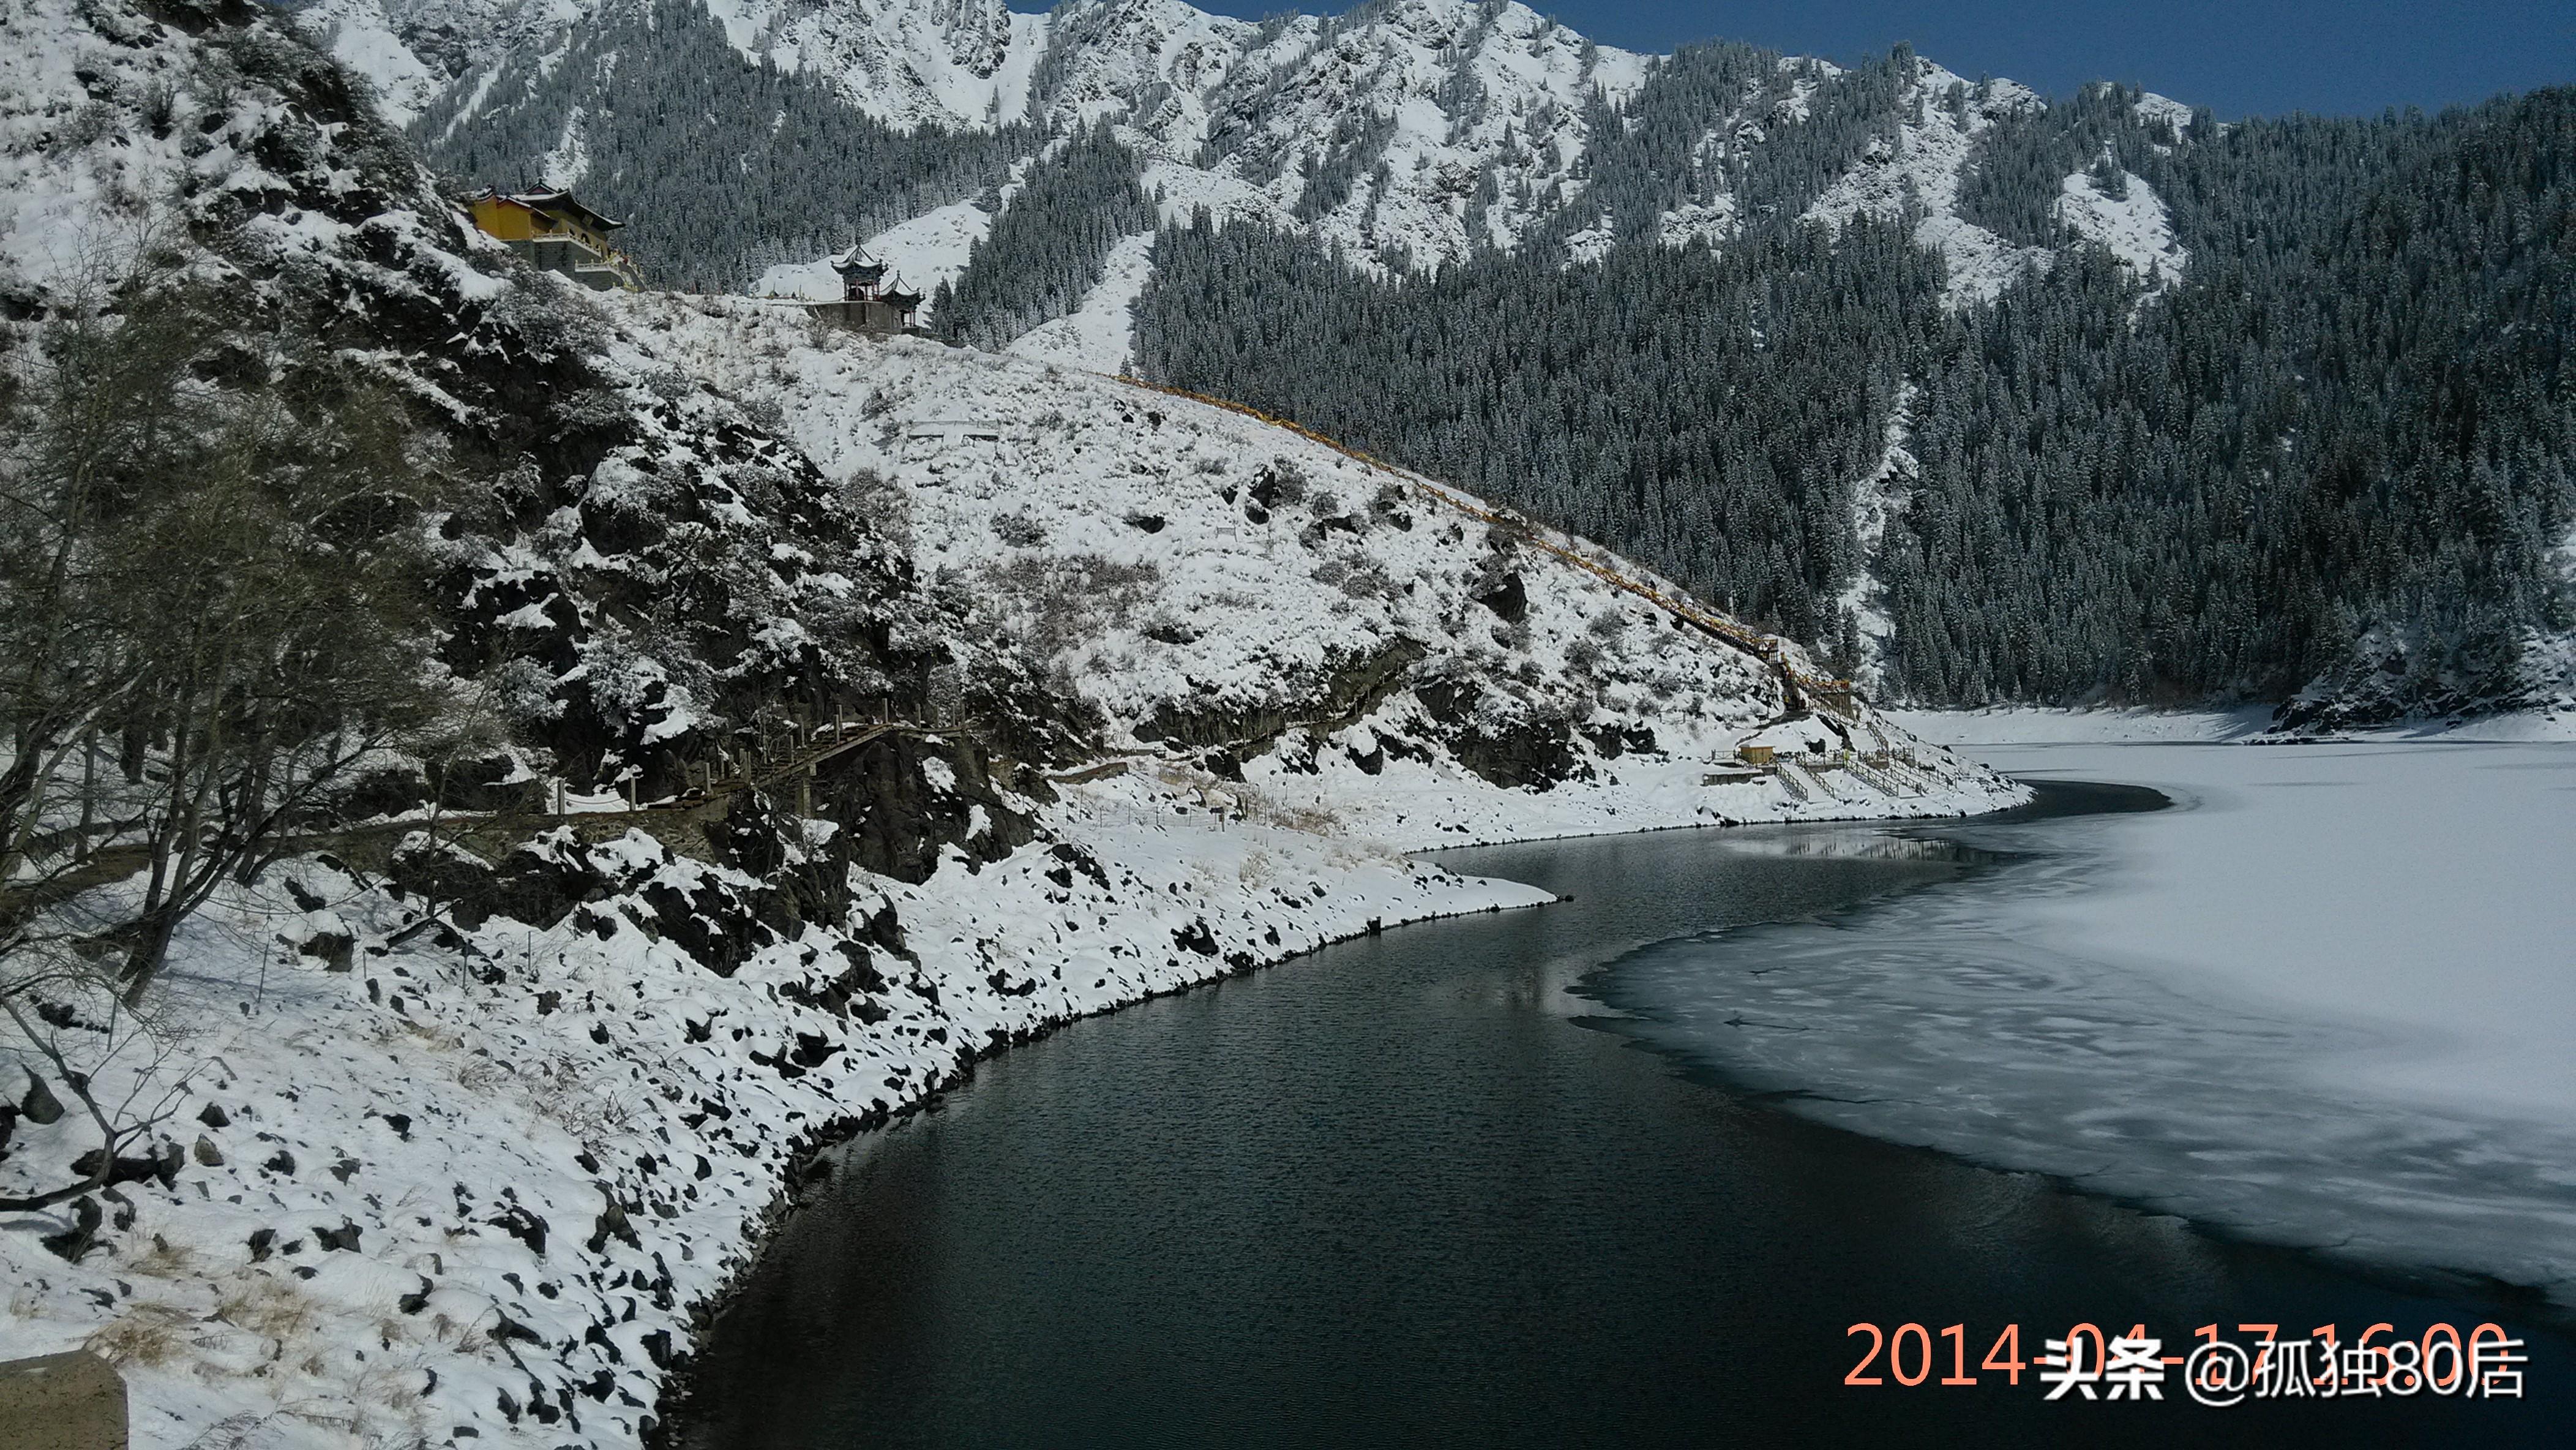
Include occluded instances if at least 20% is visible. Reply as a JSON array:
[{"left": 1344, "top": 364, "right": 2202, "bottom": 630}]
[{"left": 1142, "top": 0, "right": 2575, "bottom": 119}]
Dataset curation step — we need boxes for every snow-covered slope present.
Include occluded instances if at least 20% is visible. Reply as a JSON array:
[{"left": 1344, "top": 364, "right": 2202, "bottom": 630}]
[
  {"left": 337, "top": 0, "right": 2198, "bottom": 302},
  {"left": 633, "top": 293, "right": 2018, "bottom": 841},
  {"left": 302, "top": 0, "right": 583, "bottom": 126},
  {"left": 1003, "top": 227, "right": 1156, "bottom": 371},
  {"left": 1832, "top": 383, "right": 1917, "bottom": 692},
  {"left": 1800, "top": 64, "right": 2199, "bottom": 307},
  {"left": 1800, "top": 61, "right": 2051, "bottom": 306},
  {"left": 2056, "top": 163, "right": 2186, "bottom": 295}
]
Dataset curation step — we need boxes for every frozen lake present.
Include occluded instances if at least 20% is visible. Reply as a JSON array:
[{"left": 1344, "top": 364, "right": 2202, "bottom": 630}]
[
  {"left": 1600, "top": 740, "right": 2576, "bottom": 1305},
  {"left": 681, "top": 773, "right": 2570, "bottom": 1448}
]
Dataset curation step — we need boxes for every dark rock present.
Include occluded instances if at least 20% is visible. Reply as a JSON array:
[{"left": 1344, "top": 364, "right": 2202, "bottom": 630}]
[
  {"left": 70, "top": 1147, "right": 167, "bottom": 1189},
  {"left": 1140, "top": 637, "right": 1425, "bottom": 751},
  {"left": 487, "top": 1204, "right": 549, "bottom": 1256},
  {"left": 1248, "top": 460, "right": 1307, "bottom": 511},
  {"left": 590, "top": 1198, "right": 640, "bottom": 1253},
  {"left": 864, "top": 901, "right": 908, "bottom": 958},
  {"left": 632, "top": 873, "right": 783, "bottom": 978},
  {"left": 481, "top": 838, "right": 610, "bottom": 932},
  {"left": 314, "top": 1219, "right": 362, "bottom": 1252},
  {"left": 775, "top": 945, "right": 887, "bottom": 1020},
  {"left": 1412, "top": 678, "right": 1584, "bottom": 789},
  {"left": 1472, "top": 570, "right": 1528, "bottom": 622},
  {"left": 20, "top": 1071, "right": 64, "bottom": 1125},
  {"left": 811, "top": 735, "right": 1039, "bottom": 886},
  {"left": 1583, "top": 723, "right": 1658, "bottom": 759},
  {"left": 41, "top": 1196, "right": 102, "bottom": 1261},
  {"left": 1047, "top": 843, "right": 1110, "bottom": 890},
  {"left": 428, "top": 750, "right": 542, "bottom": 813},
  {"left": 294, "top": 930, "right": 355, "bottom": 972}
]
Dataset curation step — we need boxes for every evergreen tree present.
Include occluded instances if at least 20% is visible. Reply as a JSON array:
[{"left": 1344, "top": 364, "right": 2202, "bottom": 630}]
[{"left": 937, "top": 121, "right": 1158, "bottom": 349}]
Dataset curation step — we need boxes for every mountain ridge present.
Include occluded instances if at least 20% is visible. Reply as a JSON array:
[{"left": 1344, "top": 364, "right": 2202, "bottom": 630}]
[
  {"left": 319, "top": 0, "right": 2186, "bottom": 288},
  {"left": 315, "top": 0, "right": 2574, "bottom": 723}
]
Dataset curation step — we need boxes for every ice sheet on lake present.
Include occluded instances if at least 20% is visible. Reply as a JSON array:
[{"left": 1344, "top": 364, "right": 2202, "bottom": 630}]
[{"left": 1595, "top": 742, "right": 2576, "bottom": 1305}]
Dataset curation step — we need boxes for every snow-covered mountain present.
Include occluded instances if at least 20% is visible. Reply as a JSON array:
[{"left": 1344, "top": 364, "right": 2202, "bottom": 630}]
[
  {"left": 325, "top": 0, "right": 1655, "bottom": 268},
  {"left": 1794, "top": 59, "right": 2186, "bottom": 306},
  {"left": 319, "top": 0, "right": 2193, "bottom": 315}
]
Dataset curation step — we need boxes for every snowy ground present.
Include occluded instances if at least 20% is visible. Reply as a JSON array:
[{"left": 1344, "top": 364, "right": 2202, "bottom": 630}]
[
  {"left": 0, "top": 783, "right": 1549, "bottom": 1450},
  {"left": 0, "top": 298, "right": 2019, "bottom": 1449},
  {"left": 1004, "top": 230, "right": 1156, "bottom": 374},
  {"left": 1604, "top": 737, "right": 2576, "bottom": 1304},
  {"left": 2056, "top": 164, "right": 2187, "bottom": 298},
  {"left": 615, "top": 296, "right": 2023, "bottom": 835},
  {"left": 1802, "top": 61, "right": 2053, "bottom": 307}
]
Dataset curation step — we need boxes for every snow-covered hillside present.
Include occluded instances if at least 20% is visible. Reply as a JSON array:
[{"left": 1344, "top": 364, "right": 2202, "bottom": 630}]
[
  {"left": 623, "top": 295, "right": 2020, "bottom": 841},
  {"left": 1800, "top": 63, "right": 2050, "bottom": 306},
  {"left": 329, "top": 0, "right": 1655, "bottom": 269},
  {"left": 1797, "top": 62, "right": 2190, "bottom": 307},
  {"left": 323, "top": 0, "right": 2192, "bottom": 300}
]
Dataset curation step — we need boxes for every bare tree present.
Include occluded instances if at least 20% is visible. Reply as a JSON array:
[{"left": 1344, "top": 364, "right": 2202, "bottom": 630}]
[
  {"left": 0, "top": 244, "right": 205, "bottom": 941},
  {"left": 0, "top": 994, "right": 191, "bottom": 1214},
  {"left": 0, "top": 247, "right": 465, "bottom": 1010}
]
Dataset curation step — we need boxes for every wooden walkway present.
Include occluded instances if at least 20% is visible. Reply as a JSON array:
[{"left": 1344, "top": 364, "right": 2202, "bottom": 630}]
[{"left": 1115, "top": 377, "right": 1860, "bottom": 719}]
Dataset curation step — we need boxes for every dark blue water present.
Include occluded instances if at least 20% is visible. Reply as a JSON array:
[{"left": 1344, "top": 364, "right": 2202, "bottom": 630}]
[{"left": 680, "top": 783, "right": 2569, "bottom": 1448}]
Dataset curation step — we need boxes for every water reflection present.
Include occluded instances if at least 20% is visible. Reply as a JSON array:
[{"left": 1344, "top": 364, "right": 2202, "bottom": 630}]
[{"left": 682, "top": 786, "right": 2566, "bottom": 1449}]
